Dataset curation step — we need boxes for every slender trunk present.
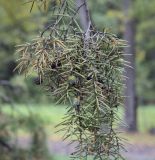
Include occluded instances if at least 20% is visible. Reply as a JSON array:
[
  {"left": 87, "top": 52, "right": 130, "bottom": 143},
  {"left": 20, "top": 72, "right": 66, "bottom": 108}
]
[
  {"left": 76, "top": 0, "right": 92, "bottom": 39},
  {"left": 124, "top": 0, "right": 137, "bottom": 132}
]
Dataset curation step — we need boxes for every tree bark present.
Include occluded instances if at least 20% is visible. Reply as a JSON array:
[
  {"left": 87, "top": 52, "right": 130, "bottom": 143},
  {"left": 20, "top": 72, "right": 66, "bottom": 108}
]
[
  {"left": 76, "top": 0, "right": 92, "bottom": 38},
  {"left": 123, "top": 0, "right": 137, "bottom": 132}
]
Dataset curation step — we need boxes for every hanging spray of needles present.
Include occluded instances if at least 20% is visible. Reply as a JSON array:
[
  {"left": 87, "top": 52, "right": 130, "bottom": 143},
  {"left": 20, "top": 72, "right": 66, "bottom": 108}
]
[{"left": 16, "top": 0, "right": 127, "bottom": 159}]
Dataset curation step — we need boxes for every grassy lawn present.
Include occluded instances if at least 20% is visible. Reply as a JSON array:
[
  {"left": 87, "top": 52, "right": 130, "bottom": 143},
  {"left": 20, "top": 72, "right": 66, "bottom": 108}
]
[
  {"left": 2, "top": 103, "right": 155, "bottom": 133},
  {"left": 138, "top": 105, "right": 155, "bottom": 132}
]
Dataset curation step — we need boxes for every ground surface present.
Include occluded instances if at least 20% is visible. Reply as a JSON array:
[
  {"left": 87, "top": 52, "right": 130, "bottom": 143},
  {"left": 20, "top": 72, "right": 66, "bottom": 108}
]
[
  {"left": 50, "top": 136, "right": 155, "bottom": 160},
  {"left": 17, "top": 133, "right": 155, "bottom": 160}
]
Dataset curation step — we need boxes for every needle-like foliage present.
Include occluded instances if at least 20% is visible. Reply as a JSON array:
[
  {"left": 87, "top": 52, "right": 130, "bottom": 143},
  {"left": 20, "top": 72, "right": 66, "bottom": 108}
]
[{"left": 16, "top": 0, "right": 127, "bottom": 159}]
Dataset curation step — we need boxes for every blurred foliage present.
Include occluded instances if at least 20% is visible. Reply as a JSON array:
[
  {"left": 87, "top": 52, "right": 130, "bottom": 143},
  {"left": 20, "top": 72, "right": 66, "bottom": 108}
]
[
  {"left": 0, "top": 103, "right": 53, "bottom": 159},
  {"left": 88, "top": 0, "right": 124, "bottom": 34},
  {"left": 0, "top": 2, "right": 53, "bottom": 158},
  {"left": 135, "top": 0, "right": 155, "bottom": 101},
  {"left": 0, "top": 0, "right": 50, "bottom": 103}
]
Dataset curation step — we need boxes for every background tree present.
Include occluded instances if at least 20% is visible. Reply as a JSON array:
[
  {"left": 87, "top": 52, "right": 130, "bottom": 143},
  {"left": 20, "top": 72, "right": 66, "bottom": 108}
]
[{"left": 123, "top": 0, "right": 137, "bottom": 132}]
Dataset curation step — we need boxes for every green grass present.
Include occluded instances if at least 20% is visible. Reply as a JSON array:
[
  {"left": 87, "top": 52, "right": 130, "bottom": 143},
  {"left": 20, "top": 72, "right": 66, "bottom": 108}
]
[
  {"left": 1, "top": 103, "right": 65, "bottom": 123},
  {"left": 138, "top": 105, "right": 155, "bottom": 132},
  {"left": 1, "top": 103, "right": 67, "bottom": 137},
  {"left": 2, "top": 103, "right": 155, "bottom": 133}
]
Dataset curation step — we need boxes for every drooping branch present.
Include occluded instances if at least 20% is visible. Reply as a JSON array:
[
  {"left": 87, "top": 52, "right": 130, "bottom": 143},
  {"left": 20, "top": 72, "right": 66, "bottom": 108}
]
[{"left": 16, "top": 1, "right": 126, "bottom": 159}]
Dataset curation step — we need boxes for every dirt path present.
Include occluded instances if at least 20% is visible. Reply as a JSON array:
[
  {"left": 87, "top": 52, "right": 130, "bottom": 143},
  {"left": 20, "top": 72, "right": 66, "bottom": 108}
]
[
  {"left": 122, "top": 144, "right": 155, "bottom": 160},
  {"left": 16, "top": 135, "right": 155, "bottom": 160}
]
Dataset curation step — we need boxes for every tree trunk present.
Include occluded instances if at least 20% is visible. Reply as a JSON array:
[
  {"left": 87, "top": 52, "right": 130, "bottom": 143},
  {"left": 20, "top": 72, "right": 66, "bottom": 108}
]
[
  {"left": 76, "top": 0, "right": 92, "bottom": 38},
  {"left": 124, "top": 0, "right": 137, "bottom": 132}
]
